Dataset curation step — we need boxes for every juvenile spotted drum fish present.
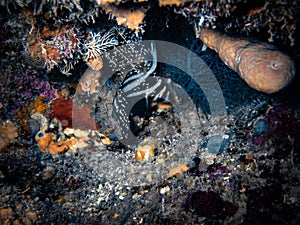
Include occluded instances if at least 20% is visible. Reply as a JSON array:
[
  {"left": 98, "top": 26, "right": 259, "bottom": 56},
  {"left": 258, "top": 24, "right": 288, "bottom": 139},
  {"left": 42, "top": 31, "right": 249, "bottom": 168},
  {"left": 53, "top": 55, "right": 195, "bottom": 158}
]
[
  {"left": 113, "top": 42, "right": 170, "bottom": 145},
  {"left": 199, "top": 28, "right": 295, "bottom": 94}
]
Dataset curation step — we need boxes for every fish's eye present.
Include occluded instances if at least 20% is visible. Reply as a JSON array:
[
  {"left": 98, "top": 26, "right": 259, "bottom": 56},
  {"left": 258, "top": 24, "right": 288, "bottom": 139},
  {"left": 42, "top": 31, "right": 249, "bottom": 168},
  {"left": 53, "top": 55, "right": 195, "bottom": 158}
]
[
  {"left": 271, "top": 62, "right": 279, "bottom": 70},
  {"left": 38, "top": 132, "right": 44, "bottom": 138}
]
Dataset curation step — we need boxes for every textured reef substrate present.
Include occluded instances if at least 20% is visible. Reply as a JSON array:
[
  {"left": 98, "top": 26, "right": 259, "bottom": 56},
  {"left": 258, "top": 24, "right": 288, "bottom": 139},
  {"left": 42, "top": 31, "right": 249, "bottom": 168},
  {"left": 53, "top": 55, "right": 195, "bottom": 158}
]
[{"left": 0, "top": 1, "right": 300, "bottom": 224}]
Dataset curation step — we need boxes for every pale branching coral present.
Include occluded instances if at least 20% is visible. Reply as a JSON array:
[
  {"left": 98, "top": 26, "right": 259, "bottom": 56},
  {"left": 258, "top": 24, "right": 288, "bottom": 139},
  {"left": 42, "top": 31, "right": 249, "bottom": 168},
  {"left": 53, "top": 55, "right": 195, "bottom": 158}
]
[
  {"left": 79, "top": 28, "right": 118, "bottom": 62},
  {"left": 0, "top": 120, "right": 18, "bottom": 151}
]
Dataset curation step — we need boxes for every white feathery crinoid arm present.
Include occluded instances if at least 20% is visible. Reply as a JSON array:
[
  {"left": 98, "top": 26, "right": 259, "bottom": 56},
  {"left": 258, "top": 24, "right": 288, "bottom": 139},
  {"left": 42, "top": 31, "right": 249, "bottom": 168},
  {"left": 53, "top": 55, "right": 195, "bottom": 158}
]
[
  {"left": 82, "top": 28, "right": 118, "bottom": 61},
  {"left": 194, "top": 15, "right": 205, "bottom": 38},
  {"left": 194, "top": 14, "right": 209, "bottom": 51},
  {"left": 122, "top": 41, "right": 157, "bottom": 93}
]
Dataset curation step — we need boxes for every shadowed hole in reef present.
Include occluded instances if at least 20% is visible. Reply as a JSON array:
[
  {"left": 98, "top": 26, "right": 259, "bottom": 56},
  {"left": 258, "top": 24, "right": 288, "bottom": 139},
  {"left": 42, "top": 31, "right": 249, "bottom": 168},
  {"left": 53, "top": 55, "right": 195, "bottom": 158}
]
[
  {"left": 183, "top": 190, "right": 238, "bottom": 218},
  {"left": 128, "top": 97, "right": 182, "bottom": 138},
  {"left": 160, "top": 63, "right": 210, "bottom": 115}
]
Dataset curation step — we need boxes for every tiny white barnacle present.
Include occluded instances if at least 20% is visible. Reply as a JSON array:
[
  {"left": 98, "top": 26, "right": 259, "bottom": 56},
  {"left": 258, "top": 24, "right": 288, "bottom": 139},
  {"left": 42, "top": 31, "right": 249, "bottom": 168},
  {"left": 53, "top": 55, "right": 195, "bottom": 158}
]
[{"left": 236, "top": 55, "right": 241, "bottom": 63}]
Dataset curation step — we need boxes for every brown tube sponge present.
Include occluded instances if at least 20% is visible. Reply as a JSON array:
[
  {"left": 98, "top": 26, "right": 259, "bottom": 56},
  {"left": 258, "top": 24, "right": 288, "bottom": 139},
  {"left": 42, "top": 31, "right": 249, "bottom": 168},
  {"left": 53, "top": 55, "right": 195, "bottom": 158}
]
[{"left": 199, "top": 28, "right": 295, "bottom": 94}]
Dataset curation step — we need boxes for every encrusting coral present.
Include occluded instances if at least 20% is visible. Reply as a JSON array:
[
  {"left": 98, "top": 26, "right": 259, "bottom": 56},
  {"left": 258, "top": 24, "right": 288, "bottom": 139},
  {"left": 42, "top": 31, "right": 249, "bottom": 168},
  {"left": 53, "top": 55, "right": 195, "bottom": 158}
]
[
  {"left": 135, "top": 143, "right": 155, "bottom": 161},
  {"left": 36, "top": 132, "right": 77, "bottom": 154},
  {"left": 33, "top": 112, "right": 110, "bottom": 154},
  {"left": 17, "top": 96, "right": 50, "bottom": 135},
  {"left": 78, "top": 68, "right": 102, "bottom": 94},
  {"left": 0, "top": 120, "right": 18, "bottom": 151},
  {"left": 25, "top": 22, "right": 120, "bottom": 74},
  {"left": 32, "top": 113, "right": 78, "bottom": 154},
  {"left": 159, "top": 0, "right": 188, "bottom": 6},
  {"left": 168, "top": 163, "right": 189, "bottom": 177},
  {"left": 0, "top": 205, "right": 37, "bottom": 225},
  {"left": 26, "top": 24, "right": 79, "bottom": 75},
  {"left": 64, "top": 128, "right": 112, "bottom": 148},
  {"left": 101, "top": 4, "right": 147, "bottom": 31}
]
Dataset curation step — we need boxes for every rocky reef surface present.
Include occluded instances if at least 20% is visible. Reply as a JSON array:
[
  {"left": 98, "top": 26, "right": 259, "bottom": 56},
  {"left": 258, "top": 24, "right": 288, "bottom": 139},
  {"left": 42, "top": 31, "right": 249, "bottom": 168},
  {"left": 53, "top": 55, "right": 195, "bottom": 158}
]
[{"left": 0, "top": 1, "right": 299, "bottom": 224}]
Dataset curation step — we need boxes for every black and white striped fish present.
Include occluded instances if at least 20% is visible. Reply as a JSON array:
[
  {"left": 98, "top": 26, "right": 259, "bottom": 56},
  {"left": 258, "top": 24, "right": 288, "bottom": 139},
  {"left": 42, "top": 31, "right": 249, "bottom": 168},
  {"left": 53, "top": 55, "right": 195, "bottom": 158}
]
[{"left": 112, "top": 42, "right": 171, "bottom": 146}]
